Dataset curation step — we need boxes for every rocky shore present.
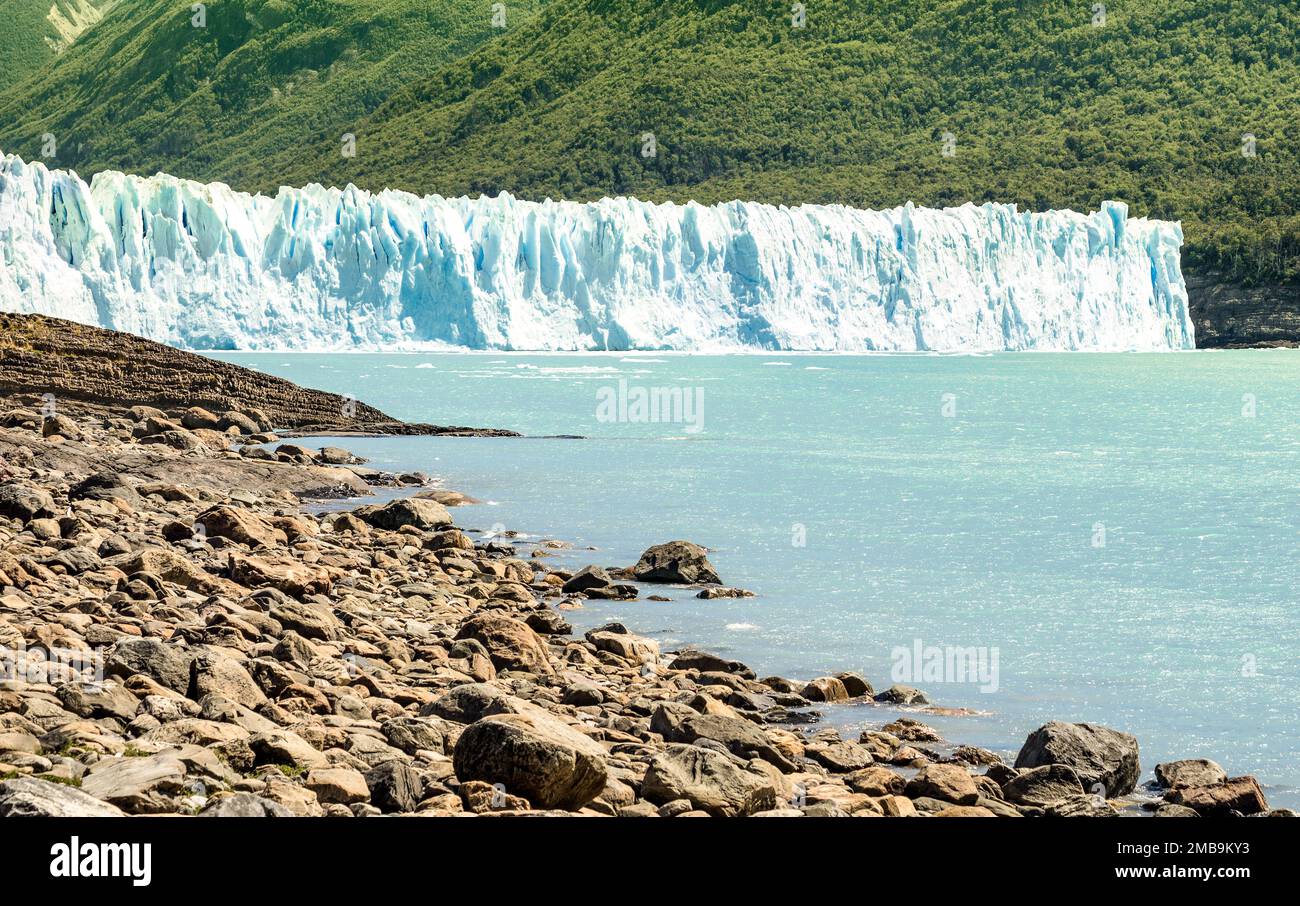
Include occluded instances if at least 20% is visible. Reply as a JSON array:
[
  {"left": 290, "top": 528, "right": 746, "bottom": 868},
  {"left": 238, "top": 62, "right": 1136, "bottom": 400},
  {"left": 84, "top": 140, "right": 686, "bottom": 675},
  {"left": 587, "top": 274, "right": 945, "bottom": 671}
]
[
  {"left": 0, "top": 388, "right": 1290, "bottom": 818},
  {"left": 0, "top": 313, "right": 516, "bottom": 436}
]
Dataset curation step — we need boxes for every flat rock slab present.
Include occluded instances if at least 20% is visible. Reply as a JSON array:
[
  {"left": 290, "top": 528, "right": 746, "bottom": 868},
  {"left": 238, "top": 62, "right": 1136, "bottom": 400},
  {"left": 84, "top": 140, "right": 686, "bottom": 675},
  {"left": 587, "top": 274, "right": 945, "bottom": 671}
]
[{"left": 0, "top": 777, "right": 126, "bottom": 817}]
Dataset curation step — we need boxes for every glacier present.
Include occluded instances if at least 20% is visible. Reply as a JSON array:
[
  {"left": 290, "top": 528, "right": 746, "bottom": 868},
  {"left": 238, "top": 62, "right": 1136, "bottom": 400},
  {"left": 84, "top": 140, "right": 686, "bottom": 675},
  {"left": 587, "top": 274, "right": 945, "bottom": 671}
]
[{"left": 0, "top": 152, "right": 1194, "bottom": 351}]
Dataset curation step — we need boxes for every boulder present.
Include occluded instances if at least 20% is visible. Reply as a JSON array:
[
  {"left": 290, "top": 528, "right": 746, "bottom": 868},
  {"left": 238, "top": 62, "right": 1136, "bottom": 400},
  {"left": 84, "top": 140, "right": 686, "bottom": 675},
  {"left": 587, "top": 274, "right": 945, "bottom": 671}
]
[
  {"left": 801, "top": 677, "right": 850, "bottom": 703},
  {"left": 585, "top": 627, "right": 659, "bottom": 665},
  {"left": 806, "top": 740, "right": 875, "bottom": 773},
  {"left": 80, "top": 753, "right": 188, "bottom": 814},
  {"left": 1154, "top": 803, "right": 1201, "bottom": 818},
  {"left": 188, "top": 651, "right": 267, "bottom": 710},
  {"left": 305, "top": 767, "right": 370, "bottom": 805},
  {"left": 200, "top": 793, "right": 293, "bottom": 817},
  {"left": 456, "top": 613, "right": 553, "bottom": 675},
  {"left": 365, "top": 761, "right": 423, "bottom": 813},
  {"left": 0, "top": 777, "right": 126, "bottom": 817},
  {"left": 641, "top": 744, "right": 778, "bottom": 817},
  {"left": 353, "top": 498, "right": 452, "bottom": 532},
  {"left": 249, "top": 729, "right": 330, "bottom": 770},
  {"left": 41, "top": 413, "right": 82, "bottom": 440},
  {"left": 562, "top": 565, "right": 613, "bottom": 594},
  {"left": 229, "top": 554, "right": 332, "bottom": 598},
  {"left": 874, "top": 684, "right": 929, "bottom": 705},
  {"left": 453, "top": 711, "right": 609, "bottom": 810},
  {"left": 650, "top": 707, "right": 796, "bottom": 772},
  {"left": 218, "top": 411, "right": 260, "bottom": 434},
  {"left": 106, "top": 637, "right": 193, "bottom": 693},
  {"left": 1167, "top": 776, "right": 1268, "bottom": 817},
  {"left": 835, "top": 672, "right": 875, "bottom": 698},
  {"left": 1001, "top": 763, "right": 1086, "bottom": 808},
  {"left": 1155, "top": 758, "right": 1227, "bottom": 790},
  {"left": 0, "top": 483, "right": 56, "bottom": 523},
  {"left": 195, "top": 505, "right": 287, "bottom": 548},
  {"left": 69, "top": 472, "right": 142, "bottom": 508},
  {"left": 106, "top": 548, "right": 226, "bottom": 594},
  {"left": 905, "top": 763, "right": 980, "bottom": 805},
  {"left": 1014, "top": 721, "right": 1140, "bottom": 796},
  {"left": 422, "top": 683, "right": 520, "bottom": 724},
  {"left": 268, "top": 599, "right": 342, "bottom": 641},
  {"left": 181, "top": 407, "right": 222, "bottom": 430},
  {"left": 632, "top": 540, "right": 721, "bottom": 584},
  {"left": 667, "top": 648, "right": 755, "bottom": 679}
]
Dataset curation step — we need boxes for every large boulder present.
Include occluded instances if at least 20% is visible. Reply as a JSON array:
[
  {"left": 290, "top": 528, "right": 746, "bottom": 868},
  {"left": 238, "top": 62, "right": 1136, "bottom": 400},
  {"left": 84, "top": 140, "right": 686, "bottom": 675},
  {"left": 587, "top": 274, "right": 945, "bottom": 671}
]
[
  {"left": 80, "top": 753, "right": 188, "bottom": 814},
  {"left": 189, "top": 650, "right": 267, "bottom": 709},
  {"left": 585, "top": 626, "right": 659, "bottom": 665},
  {"left": 905, "top": 763, "right": 980, "bottom": 805},
  {"left": 352, "top": 497, "right": 452, "bottom": 532},
  {"left": 1014, "top": 721, "right": 1140, "bottom": 796},
  {"left": 1001, "top": 763, "right": 1086, "bottom": 808},
  {"left": 1167, "top": 776, "right": 1268, "bottom": 816},
  {"left": 667, "top": 648, "right": 755, "bottom": 679},
  {"left": 453, "top": 711, "right": 609, "bottom": 810},
  {"left": 650, "top": 706, "right": 796, "bottom": 772},
  {"left": 195, "top": 506, "right": 287, "bottom": 548},
  {"left": 0, "top": 777, "right": 126, "bottom": 817},
  {"left": 563, "top": 565, "right": 614, "bottom": 594},
  {"left": 0, "top": 483, "right": 56, "bottom": 523},
  {"left": 456, "top": 613, "right": 553, "bottom": 676},
  {"left": 1155, "top": 759, "right": 1227, "bottom": 790},
  {"left": 229, "top": 554, "right": 333, "bottom": 598},
  {"left": 106, "top": 637, "right": 193, "bottom": 692},
  {"left": 801, "top": 676, "right": 850, "bottom": 703},
  {"left": 68, "top": 472, "right": 142, "bottom": 508},
  {"left": 641, "top": 744, "right": 778, "bottom": 817},
  {"left": 632, "top": 541, "right": 721, "bottom": 585},
  {"left": 106, "top": 548, "right": 228, "bottom": 595}
]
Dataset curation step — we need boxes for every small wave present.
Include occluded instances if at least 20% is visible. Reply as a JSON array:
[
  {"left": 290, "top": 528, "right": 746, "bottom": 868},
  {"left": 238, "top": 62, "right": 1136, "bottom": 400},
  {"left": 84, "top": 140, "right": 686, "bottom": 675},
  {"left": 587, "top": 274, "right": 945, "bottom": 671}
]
[{"left": 725, "top": 622, "right": 760, "bottom": 631}]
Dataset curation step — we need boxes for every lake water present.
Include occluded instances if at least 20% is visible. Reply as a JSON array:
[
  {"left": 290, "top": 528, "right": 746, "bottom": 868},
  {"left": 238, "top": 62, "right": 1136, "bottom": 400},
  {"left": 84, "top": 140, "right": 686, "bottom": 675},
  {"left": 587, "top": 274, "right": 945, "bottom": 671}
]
[{"left": 211, "top": 350, "right": 1300, "bottom": 808}]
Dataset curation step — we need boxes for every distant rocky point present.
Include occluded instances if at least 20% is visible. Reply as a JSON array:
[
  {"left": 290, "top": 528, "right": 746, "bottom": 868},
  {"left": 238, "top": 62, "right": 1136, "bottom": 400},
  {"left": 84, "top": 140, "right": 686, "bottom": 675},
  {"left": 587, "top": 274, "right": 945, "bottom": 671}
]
[{"left": 0, "top": 313, "right": 516, "bottom": 437}]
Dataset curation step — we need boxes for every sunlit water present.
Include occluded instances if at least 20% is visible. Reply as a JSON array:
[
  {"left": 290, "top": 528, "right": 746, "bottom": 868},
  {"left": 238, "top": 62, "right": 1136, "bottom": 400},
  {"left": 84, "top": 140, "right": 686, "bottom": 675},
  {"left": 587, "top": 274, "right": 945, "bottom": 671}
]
[{"left": 211, "top": 350, "right": 1300, "bottom": 807}]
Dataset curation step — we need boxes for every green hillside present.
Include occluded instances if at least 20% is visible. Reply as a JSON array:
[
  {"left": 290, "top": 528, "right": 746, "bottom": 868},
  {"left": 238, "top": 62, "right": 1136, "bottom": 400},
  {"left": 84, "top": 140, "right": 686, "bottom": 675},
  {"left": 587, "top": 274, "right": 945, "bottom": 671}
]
[
  {"left": 0, "top": 0, "right": 118, "bottom": 91},
  {"left": 1, "top": 0, "right": 1297, "bottom": 293}
]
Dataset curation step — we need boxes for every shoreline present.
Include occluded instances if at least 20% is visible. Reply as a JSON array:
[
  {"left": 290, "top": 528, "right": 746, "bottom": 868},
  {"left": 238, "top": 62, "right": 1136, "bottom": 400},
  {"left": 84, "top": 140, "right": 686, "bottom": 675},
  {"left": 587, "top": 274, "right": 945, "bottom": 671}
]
[{"left": 0, "top": 388, "right": 1289, "bottom": 818}]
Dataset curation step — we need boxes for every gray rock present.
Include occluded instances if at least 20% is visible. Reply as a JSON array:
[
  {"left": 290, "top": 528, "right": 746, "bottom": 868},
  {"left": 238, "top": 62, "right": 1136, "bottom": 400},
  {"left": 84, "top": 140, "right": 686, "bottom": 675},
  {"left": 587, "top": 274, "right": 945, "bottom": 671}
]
[
  {"left": 80, "top": 753, "right": 188, "bottom": 814},
  {"left": 69, "top": 472, "right": 143, "bottom": 508},
  {"left": 106, "top": 637, "right": 193, "bottom": 693},
  {"left": 632, "top": 540, "right": 721, "bottom": 584},
  {"left": 1002, "top": 763, "right": 1087, "bottom": 808},
  {"left": 455, "top": 613, "right": 553, "bottom": 675},
  {"left": 1155, "top": 758, "right": 1227, "bottom": 790},
  {"left": 352, "top": 497, "right": 452, "bottom": 532},
  {"left": 642, "top": 744, "right": 778, "bottom": 817},
  {"left": 666, "top": 648, "right": 755, "bottom": 679},
  {"left": 1154, "top": 803, "right": 1201, "bottom": 817},
  {"left": 650, "top": 706, "right": 796, "bottom": 773},
  {"left": 1014, "top": 721, "right": 1140, "bottom": 796},
  {"left": 562, "top": 565, "right": 613, "bottom": 593},
  {"left": 453, "top": 711, "right": 609, "bottom": 810},
  {"left": 0, "top": 483, "right": 56, "bottom": 523},
  {"left": 0, "top": 777, "right": 126, "bottom": 817},
  {"left": 365, "top": 761, "right": 422, "bottom": 813},
  {"left": 200, "top": 792, "right": 293, "bottom": 817},
  {"left": 874, "top": 684, "right": 929, "bottom": 705}
]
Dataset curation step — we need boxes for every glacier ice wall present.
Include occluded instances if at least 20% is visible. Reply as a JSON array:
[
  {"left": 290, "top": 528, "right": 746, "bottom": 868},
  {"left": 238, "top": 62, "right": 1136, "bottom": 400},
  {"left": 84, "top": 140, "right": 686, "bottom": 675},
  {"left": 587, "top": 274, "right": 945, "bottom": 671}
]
[{"left": 0, "top": 153, "right": 1193, "bottom": 351}]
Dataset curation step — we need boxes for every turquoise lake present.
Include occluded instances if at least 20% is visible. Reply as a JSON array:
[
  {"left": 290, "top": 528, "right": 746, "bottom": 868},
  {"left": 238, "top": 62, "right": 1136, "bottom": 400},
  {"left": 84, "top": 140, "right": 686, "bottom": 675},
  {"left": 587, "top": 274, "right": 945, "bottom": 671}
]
[{"left": 211, "top": 350, "right": 1300, "bottom": 808}]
